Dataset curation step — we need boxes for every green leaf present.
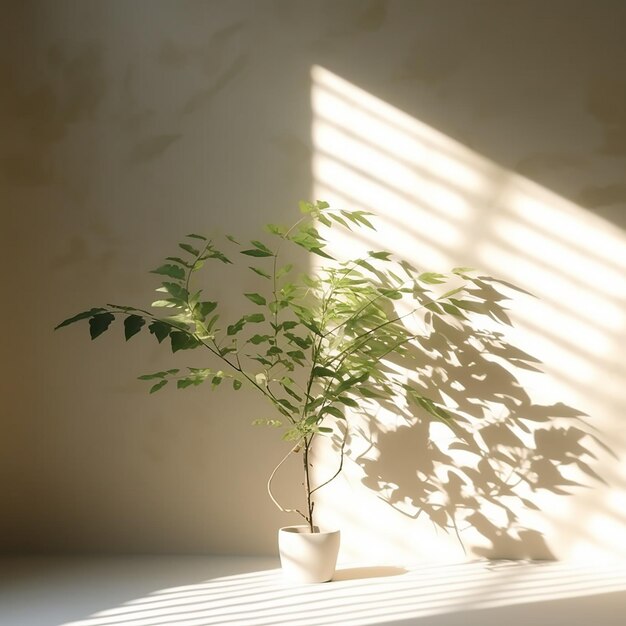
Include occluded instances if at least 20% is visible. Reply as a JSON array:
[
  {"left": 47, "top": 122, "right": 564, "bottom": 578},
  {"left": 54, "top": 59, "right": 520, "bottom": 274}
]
[
  {"left": 151, "top": 299, "right": 179, "bottom": 308},
  {"left": 299, "top": 200, "right": 314, "bottom": 213},
  {"left": 227, "top": 318, "right": 246, "bottom": 336},
  {"left": 424, "top": 301, "right": 443, "bottom": 313},
  {"left": 284, "top": 332, "right": 311, "bottom": 349},
  {"left": 195, "top": 301, "right": 218, "bottom": 319},
  {"left": 206, "top": 314, "right": 220, "bottom": 331},
  {"left": 312, "top": 366, "right": 339, "bottom": 379},
  {"left": 138, "top": 369, "right": 179, "bottom": 380},
  {"left": 282, "top": 384, "right": 302, "bottom": 402},
  {"left": 368, "top": 250, "right": 392, "bottom": 261},
  {"left": 290, "top": 231, "right": 328, "bottom": 255},
  {"left": 244, "top": 293, "right": 267, "bottom": 306},
  {"left": 277, "top": 398, "right": 299, "bottom": 413},
  {"left": 186, "top": 233, "right": 207, "bottom": 240},
  {"left": 249, "top": 266, "right": 271, "bottom": 279},
  {"left": 241, "top": 248, "right": 273, "bottom": 257},
  {"left": 353, "top": 211, "right": 375, "bottom": 229},
  {"left": 150, "top": 380, "right": 168, "bottom": 394},
  {"left": 266, "top": 223, "right": 288, "bottom": 236},
  {"left": 179, "top": 243, "right": 200, "bottom": 256},
  {"left": 249, "top": 334, "right": 270, "bottom": 345},
  {"left": 55, "top": 308, "right": 107, "bottom": 330},
  {"left": 356, "top": 259, "right": 377, "bottom": 273},
  {"left": 124, "top": 315, "right": 145, "bottom": 340},
  {"left": 441, "top": 303, "right": 464, "bottom": 317},
  {"left": 336, "top": 396, "right": 359, "bottom": 408},
  {"left": 151, "top": 264, "right": 185, "bottom": 280},
  {"left": 441, "top": 286, "right": 465, "bottom": 299},
  {"left": 246, "top": 313, "right": 265, "bottom": 323},
  {"left": 148, "top": 320, "right": 171, "bottom": 343},
  {"left": 170, "top": 331, "right": 200, "bottom": 352},
  {"left": 286, "top": 350, "right": 306, "bottom": 364},
  {"left": 334, "top": 356, "right": 366, "bottom": 385},
  {"left": 165, "top": 256, "right": 192, "bottom": 268},
  {"left": 305, "top": 397, "right": 324, "bottom": 413},
  {"left": 276, "top": 264, "right": 293, "bottom": 279},
  {"left": 251, "top": 240, "right": 273, "bottom": 253},
  {"left": 419, "top": 272, "right": 446, "bottom": 284},
  {"left": 89, "top": 312, "right": 115, "bottom": 339},
  {"left": 203, "top": 248, "right": 232, "bottom": 264},
  {"left": 318, "top": 426, "right": 333, "bottom": 433},
  {"left": 233, "top": 379, "right": 242, "bottom": 390},
  {"left": 298, "top": 318, "right": 322, "bottom": 336},
  {"left": 321, "top": 406, "right": 345, "bottom": 419},
  {"left": 359, "top": 386, "right": 385, "bottom": 399},
  {"left": 161, "top": 282, "right": 189, "bottom": 301},
  {"left": 317, "top": 214, "right": 331, "bottom": 227},
  {"left": 310, "top": 247, "right": 334, "bottom": 259},
  {"left": 226, "top": 234, "right": 240, "bottom": 245},
  {"left": 378, "top": 288, "right": 402, "bottom": 300},
  {"left": 329, "top": 213, "right": 349, "bottom": 228}
]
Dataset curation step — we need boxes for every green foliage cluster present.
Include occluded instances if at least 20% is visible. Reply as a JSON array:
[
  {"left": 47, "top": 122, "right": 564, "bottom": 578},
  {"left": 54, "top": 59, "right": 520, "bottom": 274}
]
[{"left": 57, "top": 201, "right": 526, "bottom": 531}]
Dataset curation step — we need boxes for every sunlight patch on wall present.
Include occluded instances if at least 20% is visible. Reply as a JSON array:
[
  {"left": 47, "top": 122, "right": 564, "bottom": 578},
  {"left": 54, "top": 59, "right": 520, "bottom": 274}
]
[{"left": 310, "top": 65, "right": 626, "bottom": 564}]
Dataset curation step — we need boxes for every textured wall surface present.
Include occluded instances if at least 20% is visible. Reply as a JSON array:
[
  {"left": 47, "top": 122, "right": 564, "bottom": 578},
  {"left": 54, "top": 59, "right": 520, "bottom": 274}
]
[{"left": 0, "top": 0, "right": 624, "bottom": 559}]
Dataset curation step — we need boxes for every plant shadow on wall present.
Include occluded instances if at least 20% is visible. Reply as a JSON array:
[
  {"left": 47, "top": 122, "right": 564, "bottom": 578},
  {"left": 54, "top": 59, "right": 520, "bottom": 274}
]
[
  {"left": 56, "top": 202, "right": 610, "bottom": 565},
  {"left": 340, "top": 245, "right": 610, "bottom": 558}
]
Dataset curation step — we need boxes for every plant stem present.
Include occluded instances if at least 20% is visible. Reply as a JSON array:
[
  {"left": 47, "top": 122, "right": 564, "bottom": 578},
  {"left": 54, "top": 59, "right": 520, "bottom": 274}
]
[
  {"left": 266, "top": 439, "right": 309, "bottom": 524},
  {"left": 303, "top": 435, "right": 315, "bottom": 532}
]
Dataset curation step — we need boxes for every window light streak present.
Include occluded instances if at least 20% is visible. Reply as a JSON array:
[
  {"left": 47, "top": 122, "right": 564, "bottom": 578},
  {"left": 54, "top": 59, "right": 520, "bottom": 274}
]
[
  {"left": 508, "top": 191, "right": 626, "bottom": 272},
  {"left": 312, "top": 87, "right": 485, "bottom": 197},
  {"left": 311, "top": 65, "right": 626, "bottom": 563},
  {"left": 311, "top": 66, "right": 489, "bottom": 183},
  {"left": 313, "top": 120, "right": 473, "bottom": 223},
  {"left": 61, "top": 562, "right": 626, "bottom": 626},
  {"left": 477, "top": 243, "right": 625, "bottom": 331},
  {"left": 490, "top": 217, "right": 626, "bottom": 298},
  {"left": 92, "top": 582, "right": 281, "bottom": 617},
  {"left": 314, "top": 120, "right": 418, "bottom": 192},
  {"left": 313, "top": 182, "right": 456, "bottom": 267},
  {"left": 588, "top": 514, "right": 626, "bottom": 548},
  {"left": 313, "top": 157, "right": 463, "bottom": 249},
  {"left": 318, "top": 218, "right": 451, "bottom": 277},
  {"left": 500, "top": 324, "right": 596, "bottom": 386},
  {"left": 512, "top": 298, "right": 613, "bottom": 359},
  {"left": 313, "top": 121, "right": 473, "bottom": 225}
]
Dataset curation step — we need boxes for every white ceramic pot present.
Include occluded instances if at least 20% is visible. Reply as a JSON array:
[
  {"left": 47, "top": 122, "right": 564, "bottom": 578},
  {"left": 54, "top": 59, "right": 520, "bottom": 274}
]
[{"left": 278, "top": 525, "right": 341, "bottom": 583}]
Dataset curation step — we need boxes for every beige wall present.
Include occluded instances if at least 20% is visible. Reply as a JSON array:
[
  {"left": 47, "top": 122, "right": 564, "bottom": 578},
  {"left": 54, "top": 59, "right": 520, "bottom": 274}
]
[{"left": 1, "top": 0, "right": 624, "bottom": 558}]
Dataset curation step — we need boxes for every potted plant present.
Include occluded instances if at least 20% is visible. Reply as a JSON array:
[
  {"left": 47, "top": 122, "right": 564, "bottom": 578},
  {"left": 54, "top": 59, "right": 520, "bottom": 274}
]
[{"left": 56, "top": 201, "right": 530, "bottom": 582}]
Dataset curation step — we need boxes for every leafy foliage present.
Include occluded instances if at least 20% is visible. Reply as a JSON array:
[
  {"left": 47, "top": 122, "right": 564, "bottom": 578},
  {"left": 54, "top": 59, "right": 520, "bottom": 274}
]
[{"left": 56, "top": 201, "right": 559, "bottom": 535}]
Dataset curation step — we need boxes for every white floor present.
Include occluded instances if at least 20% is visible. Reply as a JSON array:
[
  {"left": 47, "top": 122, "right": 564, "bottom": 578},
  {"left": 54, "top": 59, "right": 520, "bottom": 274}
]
[{"left": 2, "top": 556, "right": 626, "bottom": 626}]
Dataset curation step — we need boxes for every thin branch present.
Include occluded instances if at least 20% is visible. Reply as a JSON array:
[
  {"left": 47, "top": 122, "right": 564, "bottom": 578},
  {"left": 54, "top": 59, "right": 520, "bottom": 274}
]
[
  {"left": 309, "top": 424, "right": 348, "bottom": 496},
  {"left": 266, "top": 439, "right": 309, "bottom": 523}
]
